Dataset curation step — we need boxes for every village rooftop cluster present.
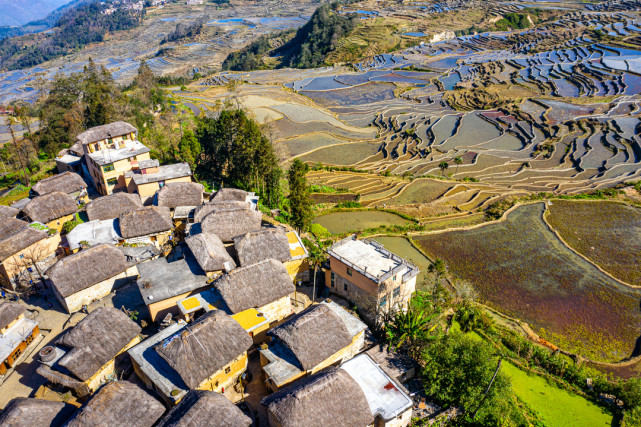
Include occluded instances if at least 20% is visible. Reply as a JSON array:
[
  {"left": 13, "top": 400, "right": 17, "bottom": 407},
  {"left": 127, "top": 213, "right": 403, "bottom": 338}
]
[{"left": 0, "top": 121, "right": 420, "bottom": 426}]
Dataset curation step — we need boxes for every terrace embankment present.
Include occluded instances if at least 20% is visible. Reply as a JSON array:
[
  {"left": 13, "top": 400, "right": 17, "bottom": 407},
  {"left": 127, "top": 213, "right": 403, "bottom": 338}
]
[{"left": 414, "top": 202, "right": 641, "bottom": 362}]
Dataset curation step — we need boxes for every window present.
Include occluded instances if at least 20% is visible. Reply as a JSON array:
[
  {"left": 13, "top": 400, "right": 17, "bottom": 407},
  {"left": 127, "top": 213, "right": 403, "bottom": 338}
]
[
  {"left": 225, "top": 366, "right": 231, "bottom": 374},
  {"left": 393, "top": 287, "right": 400, "bottom": 299},
  {"left": 392, "top": 275, "right": 397, "bottom": 281},
  {"left": 343, "top": 283, "right": 348, "bottom": 292},
  {"left": 107, "top": 178, "right": 118, "bottom": 186},
  {"left": 103, "top": 164, "right": 115, "bottom": 172},
  {"left": 379, "top": 296, "right": 387, "bottom": 309},
  {"left": 346, "top": 267, "right": 353, "bottom": 276},
  {"left": 108, "top": 138, "right": 113, "bottom": 145},
  {"left": 330, "top": 272, "right": 335, "bottom": 288}
]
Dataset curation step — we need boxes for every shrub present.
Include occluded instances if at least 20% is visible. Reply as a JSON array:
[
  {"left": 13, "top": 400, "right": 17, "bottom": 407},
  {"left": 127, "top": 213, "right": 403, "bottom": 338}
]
[
  {"left": 336, "top": 201, "right": 361, "bottom": 208},
  {"left": 310, "top": 223, "right": 331, "bottom": 238},
  {"left": 61, "top": 219, "right": 79, "bottom": 235}
]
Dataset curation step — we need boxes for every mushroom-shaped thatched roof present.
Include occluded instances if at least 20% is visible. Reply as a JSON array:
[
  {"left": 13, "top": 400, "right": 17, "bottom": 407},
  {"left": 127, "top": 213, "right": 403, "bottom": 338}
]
[
  {"left": 157, "top": 390, "right": 251, "bottom": 427},
  {"left": 0, "top": 301, "right": 26, "bottom": 331},
  {"left": 21, "top": 191, "right": 77, "bottom": 224},
  {"left": 211, "top": 188, "right": 248, "bottom": 203},
  {"left": 193, "top": 200, "right": 248, "bottom": 223},
  {"left": 185, "top": 232, "right": 236, "bottom": 272},
  {"left": 0, "top": 204, "right": 19, "bottom": 219},
  {"left": 268, "top": 304, "right": 352, "bottom": 371},
  {"left": 0, "top": 220, "right": 47, "bottom": 262},
  {"left": 155, "top": 310, "right": 252, "bottom": 390},
  {"left": 214, "top": 259, "right": 294, "bottom": 314},
  {"left": 0, "top": 398, "right": 76, "bottom": 427},
  {"left": 261, "top": 367, "right": 372, "bottom": 427},
  {"left": 65, "top": 380, "right": 164, "bottom": 427},
  {"left": 157, "top": 182, "right": 204, "bottom": 209},
  {"left": 31, "top": 172, "right": 87, "bottom": 196},
  {"left": 234, "top": 228, "right": 291, "bottom": 266},
  {"left": 76, "top": 121, "right": 137, "bottom": 145},
  {"left": 119, "top": 206, "right": 172, "bottom": 239},
  {"left": 47, "top": 244, "right": 131, "bottom": 298},
  {"left": 86, "top": 192, "right": 142, "bottom": 221},
  {"left": 200, "top": 204, "right": 262, "bottom": 242},
  {"left": 52, "top": 307, "right": 141, "bottom": 381}
]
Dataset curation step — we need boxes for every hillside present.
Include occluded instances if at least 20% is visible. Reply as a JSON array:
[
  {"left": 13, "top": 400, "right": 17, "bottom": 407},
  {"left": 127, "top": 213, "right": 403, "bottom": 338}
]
[{"left": 0, "top": 0, "right": 73, "bottom": 27}]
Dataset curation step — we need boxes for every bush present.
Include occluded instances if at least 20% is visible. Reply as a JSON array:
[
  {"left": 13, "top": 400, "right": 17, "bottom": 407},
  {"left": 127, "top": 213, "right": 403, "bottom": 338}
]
[
  {"left": 336, "top": 201, "right": 361, "bottom": 208},
  {"left": 310, "top": 223, "right": 331, "bottom": 239},
  {"left": 61, "top": 219, "right": 79, "bottom": 235}
]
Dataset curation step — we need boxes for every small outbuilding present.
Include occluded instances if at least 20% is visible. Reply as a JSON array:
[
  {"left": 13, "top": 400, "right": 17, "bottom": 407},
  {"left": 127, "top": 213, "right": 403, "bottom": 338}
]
[
  {"left": 0, "top": 302, "right": 40, "bottom": 376},
  {"left": 85, "top": 192, "right": 142, "bottom": 221},
  {"left": 118, "top": 206, "right": 173, "bottom": 246},
  {"left": 63, "top": 219, "right": 120, "bottom": 254},
  {"left": 64, "top": 380, "right": 165, "bottom": 427},
  {"left": 184, "top": 232, "right": 236, "bottom": 276},
  {"left": 36, "top": 307, "right": 142, "bottom": 397},
  {"left": 21, "top": 192, "right": 78, "bottom": 232},
  {"left": 0, "top": 397, "right": 76, "bottom": 427},
  {"left": 156, "top": 390, "right": 251, "bottom": 427},
  {"left": 47, "top": 244, "right": 139, "bottom": 313}
]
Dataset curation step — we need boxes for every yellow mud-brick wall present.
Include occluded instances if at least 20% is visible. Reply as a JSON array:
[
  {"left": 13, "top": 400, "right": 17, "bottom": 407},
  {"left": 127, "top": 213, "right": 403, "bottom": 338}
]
[
  {"left": 197, "top": 352, "right": 248, "bottom": 402},
  {"left": 309, "top": 330, "right": 365, "bottom": 375},
  {"left": 0, "top": 233, "right": 61, "bottom": 288},
  {"left": 258, "top": 295, "right": 293, "bottom": 325},
  {"left": 375, "top": 407, "right": 413, "bottom": 427},
  {"left": 60, "top": 266, "right": 139, "bottom": 313},
  {"left": 85, "top": 335, "right": 142, "bottom": 393},
  {"left": 285, "top": 258, "right": 309, "bottom": 283},
  {"left": 147, "top": 285, "right": 210, "bottom": 322},
  {"left": 135, "top": 175, "right": 193, "bottom": 205},
  {"left": 0, "top": 312, "right": 25, "bottom": 335},
  {"left": 46, "top": 213, "right": 76, "bottom": 233}
]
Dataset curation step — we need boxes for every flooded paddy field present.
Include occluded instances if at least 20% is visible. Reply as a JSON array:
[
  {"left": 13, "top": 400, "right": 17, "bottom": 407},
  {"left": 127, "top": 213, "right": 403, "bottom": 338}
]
[
  {"left": 312, "top": 210, "right": 410, "bottom": 234},
  {"left": 415, "top": 203, "right": 641, "bottom": 362}
]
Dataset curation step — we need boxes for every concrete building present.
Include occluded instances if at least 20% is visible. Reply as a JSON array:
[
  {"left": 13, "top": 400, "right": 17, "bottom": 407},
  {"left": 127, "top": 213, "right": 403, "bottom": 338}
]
[
  {"left": 326, "top": 236, "right": 419, "bottom": 323},
  {"left": 259, "top": 300, "right": 367, "bottom": 392},
  {"left": 0, "top": 302, "right": 40, "bottom": 376}
]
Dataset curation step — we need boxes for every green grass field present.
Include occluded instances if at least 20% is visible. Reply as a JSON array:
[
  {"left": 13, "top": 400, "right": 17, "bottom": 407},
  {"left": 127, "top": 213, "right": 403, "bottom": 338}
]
[{"left": 502, "top": 362, "right": 612, "bottom": 427}]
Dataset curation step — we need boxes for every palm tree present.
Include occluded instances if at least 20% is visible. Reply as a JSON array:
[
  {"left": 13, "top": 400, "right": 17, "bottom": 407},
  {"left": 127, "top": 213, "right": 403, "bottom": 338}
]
[
  {"left": 438, "top": 161, "right": 449, "bottom": 177},
  {"left": 387, "top": 306, "right": 438, "bottom": 355},
  {"left": 454, "top": 156, "right": 463, "bottom": 176},
  {"left": 303, "top": 237, "right": 328, "bottom": 303}
]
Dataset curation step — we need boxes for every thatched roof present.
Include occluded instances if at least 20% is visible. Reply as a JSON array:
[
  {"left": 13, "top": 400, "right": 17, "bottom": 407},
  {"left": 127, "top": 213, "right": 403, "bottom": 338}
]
[
  {"left": 76, "top": 121, "right": 137, "bottom": 145},
  {"left": 155, "top": 310, "right": 252, "bottom": 389},
  {"left": 157, "top": 390, "right": 251, "bottom": 427},
  {"left": 47, "top": 244, "right": 131, "bottom": 298},
  {"left": 234, "top": 228, "right": 291, "bottom": 266},
  {"left": 211, "top": 188, "right": 249, "bottom": 202},
  {"left": 193, "top": 201, "right": 248, "bottom": 223},
  {"left": 0, "top": 302, "right": 26, "bottom": 331},
  {"left": 119, "top": 206, "right": 172, "bottom": 239},
  {"left": 0, "top": 222, "right": 47, "bottom": 262},
  {"left": 31, "top": 172, "right": 87, "bottom": 196},
  {"left": 157, "top": 182, "right": 204, "bottom": 209},
  {"left": 268, "top": 304, "right": 352, "bottom": 371},
  {"left": 0, "top": 204, "right": 18, "bottom": 219},
  {"left": 261, "top": 367, "right": 372, "bottom": 427},
  {"left": 86, "top": 192, "right": 142, "bottom": 221},
  {"left": 200, "top": 204, "right": 262, "bottom": 242},
  {"left": 185, "top": 232, "right": 236, "bottom": 272},
  {"left": 214, "top": 259, "right": 295, "bottom": 314},
  {"left": 0, "top": 398, "right": 75, "bottom": 427},
  {"left": 21, "top": 192, "right": 77, "bottom": 224},
  {"left": 54, "top": 307, "right": 141, "bottom": 382},
  {"left": 65, "top": 381, "right": 165, "bottom": 427}
]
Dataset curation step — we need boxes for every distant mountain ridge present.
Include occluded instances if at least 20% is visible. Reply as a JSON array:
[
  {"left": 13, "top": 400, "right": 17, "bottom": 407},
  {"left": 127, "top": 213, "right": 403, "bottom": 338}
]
[
  {"left": 0, "top": 0, "right": 92, "bottom": 40},
  {"left": 0, "top": 0, "right": 74, "bottom": 27}
]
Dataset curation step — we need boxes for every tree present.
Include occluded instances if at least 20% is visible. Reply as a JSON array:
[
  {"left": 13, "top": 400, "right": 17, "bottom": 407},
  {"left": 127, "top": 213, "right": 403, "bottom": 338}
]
[
  {"left": 386, "top": 306, "right": 438, "bottom": 355},
  {"left": 454, "top": 156, "right": 463, "bottom": 176},
  {"left": 303, "top": 237, "right": 328, "bottom": 302},
  {"left": 439, "top": 161, "right": 449, "bottom": 177},
  {"left": 177, "top": 129, "right": 201, "bottom": 165},
  {"left": 6, "top": 115, "right": 30, "bottom": 185},
  {"left": 287, "top": 159, "right": 313, "bottom": 233}
]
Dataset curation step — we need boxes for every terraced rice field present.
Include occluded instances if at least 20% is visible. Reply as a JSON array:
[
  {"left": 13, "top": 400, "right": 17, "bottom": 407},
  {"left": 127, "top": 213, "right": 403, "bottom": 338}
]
[
  {"left": 415, "top": 203, "right": 641, "bottom": 362},
  {"left": 312, "top": 210, "right": 410, "bottom": 234},
  {"left": 298, "top": 142, "right": 380, "bottom": 165},
  {"left": 372, "top": 236, "right": 433, "bottom": 288},
  {"left": 546, "top": 200, "right": 641, "bottom": 286},
  {"left": 370, "top": 179, "right": 453, "bottom": 206}
]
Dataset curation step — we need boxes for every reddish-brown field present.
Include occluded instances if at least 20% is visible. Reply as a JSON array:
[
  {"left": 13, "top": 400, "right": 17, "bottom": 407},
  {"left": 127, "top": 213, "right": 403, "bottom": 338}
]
[{"left": 415, "top": 202, "right": 641, "bottom": 362}]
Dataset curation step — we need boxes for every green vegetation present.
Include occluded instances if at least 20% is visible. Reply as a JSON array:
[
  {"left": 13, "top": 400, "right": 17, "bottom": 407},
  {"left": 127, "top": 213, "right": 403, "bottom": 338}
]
[
  {"left": 494, "top": 13, "right": 533, "bottom": 31},
  {"left": 222, "top": 32, "right": 294, "bottom": 71},
  {"left": 161, "top": 17, "right": 206, "bottom": 44},
  {"left": 288, "top": 159, "right": 313, "bottom": 232}
]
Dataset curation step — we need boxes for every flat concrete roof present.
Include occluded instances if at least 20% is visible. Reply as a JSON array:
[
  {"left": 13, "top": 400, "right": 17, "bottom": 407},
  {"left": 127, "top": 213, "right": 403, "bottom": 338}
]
[
  {"left": 56, "top": 154, "right": 81, "bottom": 165},
  {"left": 341, "top": 354, "right": 413, "bottom": 422},
  {"left": 137, "top": 253, "right": 208, "bottom": 305},
  {"left": 126, "top": 163, "right": 192, "bottom": 185},
  {"left": 0, "top": 317, "right": 38, "bottom": 362},
  {"left": 65, "top": 219, "right": 120, "bottom": 251},
  {"left": 330, "top": 239, "right": 401, "bottom": 279},
  {"left": 87, "top": 140, "right": 150, "bottom": 166}
]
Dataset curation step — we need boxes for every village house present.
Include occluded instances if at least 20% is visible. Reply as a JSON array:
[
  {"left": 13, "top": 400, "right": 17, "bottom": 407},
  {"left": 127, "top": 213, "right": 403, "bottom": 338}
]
[
  {"left": 55, "top": 152, "right": 82, "bottom": 175},
  {"left": 77, "top": 121, "right": 151, "bottom": 196},
  {"left": 128, "top": 310, "right": 252, "bottom": 405},
  {"left": 20, "top": 191, "right": 78, "bottom": 233},
  {"left": 64, "top": 380, "right": 165, "bottom": 427},
  {"left": 259, "top": 300, "right": 367, "bottom": 392},
  {"left": 85, "top": 192, "right": 142, "bottom": 221},
  {"left": 118, "top": 206, "right": 173, "bottom": 246},
  {"left": 326, "top": 236, "right": 419, "bottom": 323},
  {"left": 366, "top": 343, "right": 417, "bottom": 385},
  {"left": 0, "top": 398, "right": 76, "bottom": 427},
  {"left": 0, "top": 204, "right": 19, "bottom": 219},
  {"left": 210, "top": 187, "right": 259, "bottom": 210},
  {"left": 157, "top": 181, "right": 204, "bottom": 211},
  {"left": 234, "top": 227, "right": 309, "bottom": 282},
  {"left": 63, "top": 219, "right": 120, "bottom": 254},
  {"left": 36, "top": 307, "right": 142, "bottom": 397},
  {"left": 185, "top": 232, "right": 236, "bottom": 277},
  {"left": 136, "top": 251, "right": 209, "bottom": 322},
  {"left": 47, "top": 244, "right": 139, "bottom": 313},
  {"left": 124, "top": 161, "right": 194, "bottom": 205},
  {"left": 0, "top": 219, "right": 61, "bottom": 290},
  {"left": 262, "top": 354, "right": 414, "bottom": 427},
  {"left": 198, "top": 201, "right": 262, "bottom": 242},
  {"left": 156, "top": 390, "right": 252, "bottom": 427},
  {"left": 30, "top": 171, "right": 88, "bottom": 202},
  {"left": 214, "top": 259, "right": 296, "bottom": 329},
  {"left": 0, "top": 302, "right": 40, "bottom": 377}
]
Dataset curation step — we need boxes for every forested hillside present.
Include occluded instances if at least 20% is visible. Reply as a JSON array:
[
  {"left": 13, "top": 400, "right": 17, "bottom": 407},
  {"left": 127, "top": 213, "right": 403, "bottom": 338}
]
[{"left": 0, "top": 0, "right": 73, "bottom": 27}]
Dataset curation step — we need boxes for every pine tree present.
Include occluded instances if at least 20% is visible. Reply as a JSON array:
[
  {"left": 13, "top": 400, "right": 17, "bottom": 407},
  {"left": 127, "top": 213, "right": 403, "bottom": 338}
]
[{"left": 288, "top": 159, "right": 312, "bottom": 233}]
